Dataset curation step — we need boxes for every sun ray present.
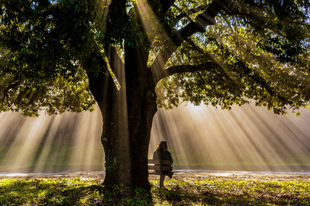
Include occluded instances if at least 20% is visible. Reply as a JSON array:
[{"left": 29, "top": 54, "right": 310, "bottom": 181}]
[{"left": 1, "top": 104, "right": 310, "bottom": 173}]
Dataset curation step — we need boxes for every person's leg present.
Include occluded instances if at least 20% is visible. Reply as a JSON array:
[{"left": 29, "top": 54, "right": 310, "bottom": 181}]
[{"left": 160, "top": 174, "right": 165, "bottom": 188}]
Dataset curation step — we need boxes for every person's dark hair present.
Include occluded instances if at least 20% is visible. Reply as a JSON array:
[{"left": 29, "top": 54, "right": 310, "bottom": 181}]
[{"left": 157, "top": 140, "right": 168, "bottom": 151}]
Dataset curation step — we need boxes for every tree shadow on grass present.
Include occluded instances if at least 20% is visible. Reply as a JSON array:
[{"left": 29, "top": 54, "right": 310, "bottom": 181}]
[
  {"left": 3, "top": 179, "right": 310, "bottom": 205},
  {"left": 153, "top": 186, "right": 310, "bottom": 205},
  {"left": 0, "top": 179, "right": 154, "bottom": 206}
]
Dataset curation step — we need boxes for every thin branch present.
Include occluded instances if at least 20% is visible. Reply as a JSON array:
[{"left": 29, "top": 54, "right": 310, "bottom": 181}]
[
  {"left": 0, "top": 77, "right": 25, "bottom": 103},
  {"left": 172, "top": 4, "right": 206, "bottom": 25},
  {"left": 84, "top": 44, "right": 122, "bottom": 104},
  {"left": 185, "top": 37, "right": 287, "bottom": 104},
  {"left": 154, "top": 62, "right": 217, "bottom": 84},
  {"left": 195, "top": 0, "right": 230, "bottom": 28}
]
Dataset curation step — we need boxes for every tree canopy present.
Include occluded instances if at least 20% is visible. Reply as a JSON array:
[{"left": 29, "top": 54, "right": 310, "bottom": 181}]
[{"left": 1, "top": 0, "right": 310, "bottom": 116}]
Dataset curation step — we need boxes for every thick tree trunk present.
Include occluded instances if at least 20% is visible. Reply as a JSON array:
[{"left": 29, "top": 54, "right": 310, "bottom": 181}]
[
  {"left": 99, "top": 85, "right": 157, "bottom": 190},
  {"left": 85, "top": 46, "right": 157, "bottom": 191}
]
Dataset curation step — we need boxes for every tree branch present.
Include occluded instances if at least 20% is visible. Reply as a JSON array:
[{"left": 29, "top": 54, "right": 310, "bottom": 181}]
[
  {"left": 195, "top": 0, "right": 230, "bottom": 28},
  {"left": 153, "top": 63, "right": 217, "bottom": 84},
  {"left": 84, "top": 44, "right": 124, "bottom": 105},
  {"left": 105, "top": 45, "right": 125, "bottom": 73},
  {"left": 149, "top": 23, "right": 204, "bottom": 83},
  {"left": 172, "top": 5, "right": 207, "bottom": 25},
  {"left": 0, "top": 76, "right": 25, "bottom": 103},
  {"left": 150, "top": 0, "right": 230, "bottom": 85}
]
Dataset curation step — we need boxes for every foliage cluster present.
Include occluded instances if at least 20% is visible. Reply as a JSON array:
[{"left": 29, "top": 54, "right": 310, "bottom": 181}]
[
  {"left": 157, "top": 3, "right": 310, "bottom": 114},
  {"left": 0, "top": 0, "right": 97, "bottom": 116},
  {"left": 1, "top": 177, "right": 310, "bottom": 205},
  {"left": 1, "top": 0, "right": 310, "bottom": 117}
]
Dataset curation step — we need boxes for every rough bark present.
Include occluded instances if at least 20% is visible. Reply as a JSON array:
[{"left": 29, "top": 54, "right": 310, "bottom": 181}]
[
  {"left": 84, "top": 45, "right": 157, "bottom": 191},
  {"left": 123, "top": 45, "right": 158, "bottom": 190}
]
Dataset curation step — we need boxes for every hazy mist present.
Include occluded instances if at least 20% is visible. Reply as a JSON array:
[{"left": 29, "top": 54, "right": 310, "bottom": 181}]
[{"left": 1, "top": 102, "right": 310, "bottom": 173}]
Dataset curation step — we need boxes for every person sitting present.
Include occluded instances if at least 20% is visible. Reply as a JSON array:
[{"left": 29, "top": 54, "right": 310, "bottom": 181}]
[{"left": 153, "top": 140, "right": 173, "bottom": 188}]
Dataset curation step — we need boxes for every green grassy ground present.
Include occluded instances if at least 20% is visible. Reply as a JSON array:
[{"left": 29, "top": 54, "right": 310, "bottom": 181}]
[{"left": 1, "top": 178, "right": 310, "bottom": 205}]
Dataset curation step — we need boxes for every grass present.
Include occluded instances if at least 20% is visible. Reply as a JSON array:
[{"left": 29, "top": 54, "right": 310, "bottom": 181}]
[{"left": 1, "top": 178, "right": 310, "bottom": 205}]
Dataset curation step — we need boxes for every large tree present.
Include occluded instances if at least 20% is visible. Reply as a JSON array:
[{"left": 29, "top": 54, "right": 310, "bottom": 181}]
[{"left": 1, "top": 0, "right": 310, "bottom": 191}]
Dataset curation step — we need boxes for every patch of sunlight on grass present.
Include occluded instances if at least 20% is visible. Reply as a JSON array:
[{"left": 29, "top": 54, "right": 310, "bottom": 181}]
[{"left": 1, "top": 178, "right": 310, "bottom": 205}]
